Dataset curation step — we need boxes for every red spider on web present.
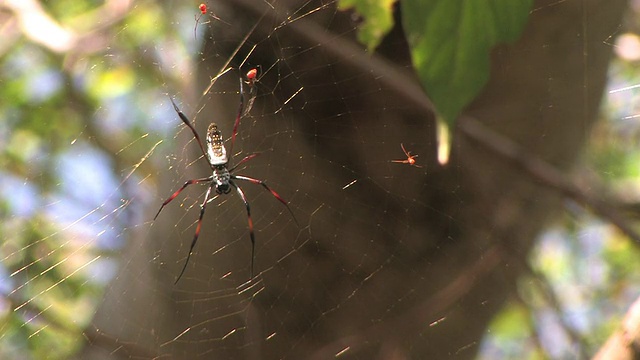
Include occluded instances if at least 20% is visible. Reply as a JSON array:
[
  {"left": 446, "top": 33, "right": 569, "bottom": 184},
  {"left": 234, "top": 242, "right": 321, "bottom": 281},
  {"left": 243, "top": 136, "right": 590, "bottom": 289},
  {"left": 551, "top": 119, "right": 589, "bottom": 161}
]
[
  {"left": 194, "top": 3, "right": 228, "bottom": 38},
  {"left": 391, "top": 143, "right": 423, "bottom": 168}
]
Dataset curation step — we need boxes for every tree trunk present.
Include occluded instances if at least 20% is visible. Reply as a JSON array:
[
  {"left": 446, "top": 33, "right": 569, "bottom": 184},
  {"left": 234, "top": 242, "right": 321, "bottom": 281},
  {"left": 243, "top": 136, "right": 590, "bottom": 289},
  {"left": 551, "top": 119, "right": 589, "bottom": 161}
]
[{"left": 79, "top": 0, "right": 628, "bottom": 358}]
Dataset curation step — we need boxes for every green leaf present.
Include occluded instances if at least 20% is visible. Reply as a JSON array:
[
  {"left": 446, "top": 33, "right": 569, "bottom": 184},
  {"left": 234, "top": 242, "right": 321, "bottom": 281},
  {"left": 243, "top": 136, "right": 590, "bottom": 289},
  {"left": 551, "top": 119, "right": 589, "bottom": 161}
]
[
  {"left": 338, "top": 0, "right": 395, "bottom": 51},
  {"left": 402, "top": 0, "right": 533, "bottom": 127}
]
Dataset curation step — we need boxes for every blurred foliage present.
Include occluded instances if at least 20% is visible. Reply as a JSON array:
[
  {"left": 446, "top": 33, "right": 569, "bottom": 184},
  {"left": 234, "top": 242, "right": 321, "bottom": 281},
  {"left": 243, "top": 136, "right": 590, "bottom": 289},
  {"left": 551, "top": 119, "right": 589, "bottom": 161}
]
[
  {"left": 481, "top": 303, "right": 545, "bottom": 360},
  {"left": 0, "top": 0, "right": 192, "bottom": 358},
  {"left": 480, "top": 44, "right": 640, "bottom": 358},
  {"left": 337, "top": 0, "right": 395, "bottom": 51}
]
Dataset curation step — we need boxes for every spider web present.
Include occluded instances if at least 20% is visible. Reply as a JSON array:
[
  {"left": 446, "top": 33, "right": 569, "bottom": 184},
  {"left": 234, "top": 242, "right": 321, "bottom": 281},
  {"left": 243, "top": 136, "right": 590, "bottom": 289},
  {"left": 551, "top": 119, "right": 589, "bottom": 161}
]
[
  {"left": 126, "top": 3, "right": 439, "bottom": 356},
  {"left": 2, "top": 0, "right": 639, "bottom": 359}
]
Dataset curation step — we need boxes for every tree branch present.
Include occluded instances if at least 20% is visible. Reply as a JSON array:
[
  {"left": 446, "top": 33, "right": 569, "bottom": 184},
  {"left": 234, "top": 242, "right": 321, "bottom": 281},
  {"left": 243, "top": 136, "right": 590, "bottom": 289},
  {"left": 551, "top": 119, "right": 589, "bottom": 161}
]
[{"left": 458, "top": 116, "right": 640, "bottom": 247}]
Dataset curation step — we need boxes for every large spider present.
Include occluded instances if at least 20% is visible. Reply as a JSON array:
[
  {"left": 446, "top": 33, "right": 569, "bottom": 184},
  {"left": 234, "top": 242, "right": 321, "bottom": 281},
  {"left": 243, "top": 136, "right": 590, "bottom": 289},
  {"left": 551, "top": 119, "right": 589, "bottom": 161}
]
[{"left": 155, "top": 74, "right": 296, "bottom": 283}]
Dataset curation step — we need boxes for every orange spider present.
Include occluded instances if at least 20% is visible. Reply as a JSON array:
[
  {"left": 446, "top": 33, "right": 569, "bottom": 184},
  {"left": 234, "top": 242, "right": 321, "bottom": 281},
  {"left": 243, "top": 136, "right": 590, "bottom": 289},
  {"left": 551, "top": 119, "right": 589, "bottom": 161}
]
[
  {"left": 194, "top": 4, "right": 208, "bottom": 38},
  {"left": 194, "top": 3, "right": 227, "bottom": 39},
  {"left": 391, "top": 143, "right": 422, "bottom": 168},
  {"left": 246, "top": 68, "right": 258, "bottom": 87}
]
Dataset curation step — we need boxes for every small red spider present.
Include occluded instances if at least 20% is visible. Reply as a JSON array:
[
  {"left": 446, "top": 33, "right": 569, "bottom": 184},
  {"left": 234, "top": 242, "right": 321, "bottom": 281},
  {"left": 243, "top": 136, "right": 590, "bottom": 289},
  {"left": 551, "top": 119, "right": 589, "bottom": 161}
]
[
  {"left": 391, "top": 143, "right": 422, "bottom": 168},
  {"left": 245, "top": 68, "right": 258, "bottom": 92},
  {"left": 246, "top": 68, "right": 258, "bottom": 84},
  {"left": 194, "top": 4, "right": 207, "bottom": 38},
  {"left": 240, "top": 68, "right": 259, "bottom": 117},
  {"left": 194, "top": 3, "right": 226, "bottom": 38}
]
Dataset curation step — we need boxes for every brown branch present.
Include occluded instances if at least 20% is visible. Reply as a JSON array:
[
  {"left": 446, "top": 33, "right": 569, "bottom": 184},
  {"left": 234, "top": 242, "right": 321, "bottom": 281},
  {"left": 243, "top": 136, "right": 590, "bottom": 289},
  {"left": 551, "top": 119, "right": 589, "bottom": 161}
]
[{"left": 458, "top": 116, "right": 640, "bottom": 247}]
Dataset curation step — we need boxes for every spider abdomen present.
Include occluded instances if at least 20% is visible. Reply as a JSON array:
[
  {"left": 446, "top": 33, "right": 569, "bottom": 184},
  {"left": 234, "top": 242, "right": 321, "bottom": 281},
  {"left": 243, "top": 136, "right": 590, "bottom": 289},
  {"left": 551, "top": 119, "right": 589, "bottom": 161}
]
[{"left": 206, "top": 123, "right": 228, "bottom": 165}]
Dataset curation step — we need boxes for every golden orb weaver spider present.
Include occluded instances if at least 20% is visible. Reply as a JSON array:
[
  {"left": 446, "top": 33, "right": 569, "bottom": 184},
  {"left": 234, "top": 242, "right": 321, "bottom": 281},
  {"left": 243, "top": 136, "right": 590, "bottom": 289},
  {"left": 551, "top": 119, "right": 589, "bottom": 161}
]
[{"left": 155, "top": 70, "right": 297, "bottom": 283}]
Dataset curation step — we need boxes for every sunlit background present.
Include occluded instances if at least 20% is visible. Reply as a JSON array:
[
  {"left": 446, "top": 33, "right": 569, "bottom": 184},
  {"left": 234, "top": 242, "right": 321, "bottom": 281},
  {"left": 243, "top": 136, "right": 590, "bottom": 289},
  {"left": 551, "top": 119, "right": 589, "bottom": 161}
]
[{"left": 1, "top": 1, "right": 640, "bottom": 359}]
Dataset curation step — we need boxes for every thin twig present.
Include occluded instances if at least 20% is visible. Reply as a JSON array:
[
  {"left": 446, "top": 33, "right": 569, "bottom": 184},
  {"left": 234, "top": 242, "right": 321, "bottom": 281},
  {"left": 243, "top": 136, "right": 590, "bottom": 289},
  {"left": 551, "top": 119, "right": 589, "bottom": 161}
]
[{"left": 458, "top": 117, "right": 640, "bottom": 247}]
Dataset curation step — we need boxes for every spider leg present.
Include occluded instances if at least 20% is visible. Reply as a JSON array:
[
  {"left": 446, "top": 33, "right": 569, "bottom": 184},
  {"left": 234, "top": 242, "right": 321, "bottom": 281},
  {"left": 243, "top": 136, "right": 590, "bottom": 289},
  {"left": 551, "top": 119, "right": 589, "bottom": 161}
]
[
  {"left": 170, "top": 98, "right": 210, "bottom": 162},
  {"left": 400, "top": 143, "right": 409, "bottom": 157},
  {"left": 232, "top": 175, "right": 298, "bottom": 226},
  {"left": 175, "top": 183, "right": 215, "bottom": 284},
  {"left": 242, "top": 76, "right": 257, "bottom": 118},
  {"left": 194, "top": 13, "right": 202, "bottom": 39},
  {"left": 228, "top": 77, "right": 245, "bottom": 162},
  {"left": 154, "top": 176, "right": 213, "bottom": 220},
  {"left": 230, "top": 181, "right": 255, "bottom": 277},
  {"left": 229, "top": 153, "right": 260, "bottom": 172}
]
